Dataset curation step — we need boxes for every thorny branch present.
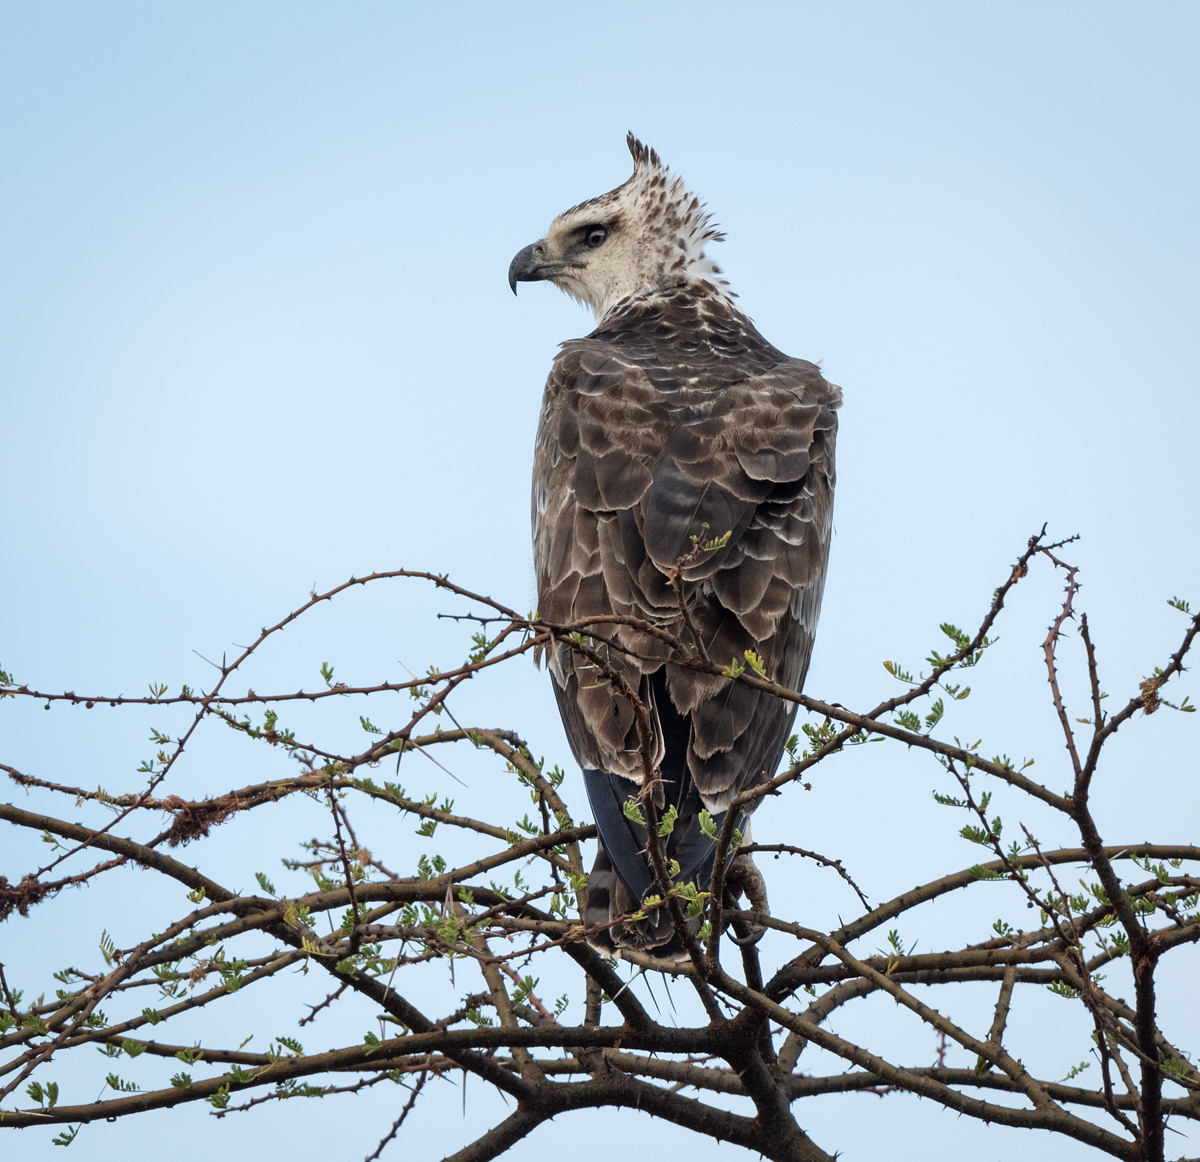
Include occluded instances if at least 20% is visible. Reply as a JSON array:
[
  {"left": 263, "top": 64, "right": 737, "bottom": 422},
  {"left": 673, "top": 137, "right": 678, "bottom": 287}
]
[{"left": 2, "top": 532, "right": 1198, "bottom": 1162}]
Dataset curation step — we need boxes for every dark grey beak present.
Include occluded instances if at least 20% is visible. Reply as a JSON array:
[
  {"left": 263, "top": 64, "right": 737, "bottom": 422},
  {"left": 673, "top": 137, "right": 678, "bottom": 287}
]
[{"left": 508, "top": 242, "right": 547, "bottom": 295}]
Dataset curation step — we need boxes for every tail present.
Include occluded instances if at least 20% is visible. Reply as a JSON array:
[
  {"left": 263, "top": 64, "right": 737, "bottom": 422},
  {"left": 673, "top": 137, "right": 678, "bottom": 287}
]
[
  {"left": 580, "top": 670, "right": 748, "bottom": 956},
  {"left": 581, "top": 768, "right": 748, "bottom": 956}
]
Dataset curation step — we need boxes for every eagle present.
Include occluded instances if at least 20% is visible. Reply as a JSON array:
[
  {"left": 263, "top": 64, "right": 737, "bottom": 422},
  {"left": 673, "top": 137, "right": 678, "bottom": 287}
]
[{"left": 509, "top": 135, "right": 839, "bottom": 954}]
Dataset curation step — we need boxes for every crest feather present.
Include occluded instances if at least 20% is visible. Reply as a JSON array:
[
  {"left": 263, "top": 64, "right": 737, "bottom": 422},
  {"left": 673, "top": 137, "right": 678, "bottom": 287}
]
[
  {"left": 620, "top": 134, "right": 727, "bottom": 273},
  {"left": 626, "top": 132, "right": 662, "bottom": 171}
]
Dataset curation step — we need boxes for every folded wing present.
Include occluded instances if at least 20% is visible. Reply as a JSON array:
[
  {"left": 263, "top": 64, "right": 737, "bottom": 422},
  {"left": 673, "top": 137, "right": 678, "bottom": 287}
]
[{"left": 533, "top": 322, "right": 839, "bottom": 948}]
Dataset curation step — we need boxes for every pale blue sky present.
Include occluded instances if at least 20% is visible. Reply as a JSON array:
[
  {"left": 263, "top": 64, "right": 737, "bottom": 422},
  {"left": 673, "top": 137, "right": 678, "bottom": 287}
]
[{"left": 2, "top": 5, "right": 1198, "bottom": 1160}]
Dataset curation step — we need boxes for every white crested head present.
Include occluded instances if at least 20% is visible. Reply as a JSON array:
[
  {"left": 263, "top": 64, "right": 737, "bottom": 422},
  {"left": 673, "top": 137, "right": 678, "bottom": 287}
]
[{"left": 509, "top": 134, "right": 730, "bottom": 321}]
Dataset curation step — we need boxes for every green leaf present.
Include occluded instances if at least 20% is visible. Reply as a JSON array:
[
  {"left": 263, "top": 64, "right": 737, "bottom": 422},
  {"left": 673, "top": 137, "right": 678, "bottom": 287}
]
[
  {"left": 622, "top": 798, "right": 646, "bottom": 826},
  {"left": 882, "top": 660, "right": 914, "bottom": 684},
  {"left": 205, "top": 1083, "right": 230, "bottom": 1110},
  {"left": 743, "top": 649, "right": 767, "bottom": 678},
  {"left": 657, "top": 804, "right": 678, "bottom": 836},
  {"left": 1047, "top": 980, "right": 1082, "bottom": 999},
  {"left": 932, "top": 791, "right": 969, "bottom": 808},
  {"left": 512, "top": 975, "right": 539, "bottom": 1005}
]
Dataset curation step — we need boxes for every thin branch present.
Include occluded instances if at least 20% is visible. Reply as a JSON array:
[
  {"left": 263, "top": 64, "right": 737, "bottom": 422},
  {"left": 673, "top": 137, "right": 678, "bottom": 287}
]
[{"left": 364, "top": 1071, "right": 428, "bottom": 1161}]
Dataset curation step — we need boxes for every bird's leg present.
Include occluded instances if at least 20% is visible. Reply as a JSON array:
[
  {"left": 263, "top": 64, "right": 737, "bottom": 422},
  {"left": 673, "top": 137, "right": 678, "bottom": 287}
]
[{"left": 726, "top": 852, "right": 769, "bottom": 947}]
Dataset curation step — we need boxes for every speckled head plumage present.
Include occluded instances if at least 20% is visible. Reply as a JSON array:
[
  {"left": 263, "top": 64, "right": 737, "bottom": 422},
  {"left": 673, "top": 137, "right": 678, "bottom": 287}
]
[{"left": 508, "top": 133, "right": 730, "bottom": 321}]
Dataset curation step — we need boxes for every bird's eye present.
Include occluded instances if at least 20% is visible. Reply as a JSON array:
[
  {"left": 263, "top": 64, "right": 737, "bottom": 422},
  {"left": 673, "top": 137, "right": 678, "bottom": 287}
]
[{"left": 584, "top": 226, "right": 608, "bottom": 248}]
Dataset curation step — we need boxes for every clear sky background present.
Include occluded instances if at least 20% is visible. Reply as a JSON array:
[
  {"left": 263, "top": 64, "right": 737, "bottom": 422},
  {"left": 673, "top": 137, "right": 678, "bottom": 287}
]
[{"left": 2, "top": 4, "right": 1198, "bottom": 1160}]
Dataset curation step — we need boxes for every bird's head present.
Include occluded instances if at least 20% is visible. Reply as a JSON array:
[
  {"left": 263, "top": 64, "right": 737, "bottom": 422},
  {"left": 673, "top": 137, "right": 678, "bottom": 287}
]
[{"left": 508, "top": 133, "right": 728, "bottom": 321}]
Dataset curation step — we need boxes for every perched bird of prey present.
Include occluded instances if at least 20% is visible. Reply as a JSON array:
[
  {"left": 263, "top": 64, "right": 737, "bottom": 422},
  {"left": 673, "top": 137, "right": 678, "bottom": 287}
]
[{"left": 510, "top": 135, "right": 839, "bottom": 954}]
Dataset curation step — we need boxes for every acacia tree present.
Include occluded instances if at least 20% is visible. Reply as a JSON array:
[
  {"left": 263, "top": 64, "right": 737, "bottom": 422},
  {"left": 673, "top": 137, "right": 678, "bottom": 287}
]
[{"left": 1, "top": 530, "right": 1198, "bottom": 1162}]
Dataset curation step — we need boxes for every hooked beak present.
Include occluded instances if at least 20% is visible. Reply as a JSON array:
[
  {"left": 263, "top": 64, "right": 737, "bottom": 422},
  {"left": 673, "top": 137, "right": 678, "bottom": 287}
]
[
  {"left": 508, "top": 243, "right": 547, "bottom": 295},
  {"left": 508, "top": 242, "right": 579, "bottom": 295}
]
